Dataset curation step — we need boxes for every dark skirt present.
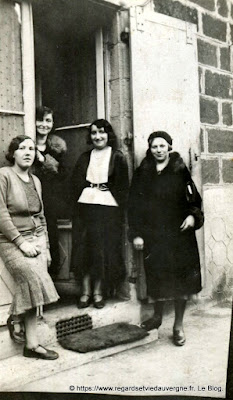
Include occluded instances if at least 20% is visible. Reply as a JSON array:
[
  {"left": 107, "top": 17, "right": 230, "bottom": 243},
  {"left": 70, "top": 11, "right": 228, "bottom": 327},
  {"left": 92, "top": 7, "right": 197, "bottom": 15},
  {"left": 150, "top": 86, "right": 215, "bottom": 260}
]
[
  {"left": 144, "top": 228, "right": 202, "bottom": 300},
  {"left": 72, "top": 204, "right": 126, "bottom": 296}
]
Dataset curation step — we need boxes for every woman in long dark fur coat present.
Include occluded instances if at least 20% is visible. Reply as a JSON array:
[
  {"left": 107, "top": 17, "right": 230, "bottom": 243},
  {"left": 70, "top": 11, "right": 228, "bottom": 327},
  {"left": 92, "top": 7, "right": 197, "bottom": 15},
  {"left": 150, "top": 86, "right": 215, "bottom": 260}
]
[{"left": 128, "top": 131, "right": 204, "bottom": 346}]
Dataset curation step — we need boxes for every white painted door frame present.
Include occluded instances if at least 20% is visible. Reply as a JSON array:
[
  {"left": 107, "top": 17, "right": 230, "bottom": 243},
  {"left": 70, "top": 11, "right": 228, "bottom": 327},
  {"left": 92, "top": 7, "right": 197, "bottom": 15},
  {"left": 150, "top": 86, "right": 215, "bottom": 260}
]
[{"left": 21, "top": 1, "right": 36, "bottom": 139}]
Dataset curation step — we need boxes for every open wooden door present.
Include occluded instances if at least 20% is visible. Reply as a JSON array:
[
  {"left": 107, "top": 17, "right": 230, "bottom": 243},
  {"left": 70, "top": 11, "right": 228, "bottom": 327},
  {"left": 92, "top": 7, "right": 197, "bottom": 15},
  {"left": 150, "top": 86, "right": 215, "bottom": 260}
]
[
  {"left": 129, "top": 6, "right": 201, "bottom": 190},
  {"left": 129, "top": 5, "right": 205, "bottom": 291}
]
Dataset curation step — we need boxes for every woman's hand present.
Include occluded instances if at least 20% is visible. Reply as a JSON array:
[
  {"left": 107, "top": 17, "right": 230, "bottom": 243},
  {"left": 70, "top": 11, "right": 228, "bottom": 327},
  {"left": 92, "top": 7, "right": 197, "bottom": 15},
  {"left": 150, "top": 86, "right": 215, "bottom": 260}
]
[
  {"left": 47, "top": 249, "right": 52, "bottom": 267},
  {"left": 133, "top": 236, "right": 144, "bottom": 250},
  {"left": 180, "top": 215, "right": 195, "bottom": 232},
  {"left": 37, "top": 150, "right": 45, "bottom": 163},
  {"left": 19, "top": 241, "right": 41, "bottom": 257}
]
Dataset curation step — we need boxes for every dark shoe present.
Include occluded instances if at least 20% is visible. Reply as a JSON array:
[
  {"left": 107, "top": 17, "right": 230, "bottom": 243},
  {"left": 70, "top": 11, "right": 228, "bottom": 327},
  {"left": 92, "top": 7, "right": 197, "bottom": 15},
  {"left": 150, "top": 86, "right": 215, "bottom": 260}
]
[
  {"left": 23, "top": 345, "right": 59, "bottom": 360},
  {"left": 77, "top": 294, "right": 91, "bottom": 309},
  {"left": 173, "top": 328, "right": 186, "bottom": 346},
  {"left": 7, "top": 315, "right": 25, "bottom": 344},
  {"left": 141, "top": 316, "right": 162, "bottom": 331},
  {"left": 93, "top": 294, "right": 105, "bottom": 309}
]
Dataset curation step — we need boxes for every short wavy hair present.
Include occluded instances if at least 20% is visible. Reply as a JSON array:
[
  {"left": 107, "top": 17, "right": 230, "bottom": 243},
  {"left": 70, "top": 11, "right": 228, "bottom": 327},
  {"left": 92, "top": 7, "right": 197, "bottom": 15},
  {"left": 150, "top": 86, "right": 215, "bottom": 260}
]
[
  {"left": 87, "top": 119, "right": 117, "bottom": 150},
  {"left": 5, "top": 135, "right": 35, "bottom": 164},
  {"left": 36, "top": 106, "right": 53, "bottom": 121}
]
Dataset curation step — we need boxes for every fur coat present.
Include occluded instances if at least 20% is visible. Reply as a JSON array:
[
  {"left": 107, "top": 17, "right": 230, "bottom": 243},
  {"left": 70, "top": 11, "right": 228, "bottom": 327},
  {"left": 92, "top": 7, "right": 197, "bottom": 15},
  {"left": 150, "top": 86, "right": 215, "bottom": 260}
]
[
  {"left": 34, "top": 134, "right": 67, "bottom": 178},
  {"left": 128, "top": 151, "right": 204, "bottom": 299}
]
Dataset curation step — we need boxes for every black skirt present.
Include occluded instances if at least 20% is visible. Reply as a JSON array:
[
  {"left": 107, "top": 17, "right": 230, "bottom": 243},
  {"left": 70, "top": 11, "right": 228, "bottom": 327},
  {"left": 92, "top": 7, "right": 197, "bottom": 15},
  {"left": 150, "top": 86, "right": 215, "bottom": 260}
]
[{"left": 72, "top": 204, "right": 126, "bottom": 295}]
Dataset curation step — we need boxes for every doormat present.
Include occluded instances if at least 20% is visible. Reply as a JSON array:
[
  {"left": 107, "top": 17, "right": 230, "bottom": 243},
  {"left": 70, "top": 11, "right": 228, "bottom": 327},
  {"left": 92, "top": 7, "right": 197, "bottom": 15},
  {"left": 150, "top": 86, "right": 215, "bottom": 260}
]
[{"left": 59, "top": 322, "right": 149, "bottom": 353}]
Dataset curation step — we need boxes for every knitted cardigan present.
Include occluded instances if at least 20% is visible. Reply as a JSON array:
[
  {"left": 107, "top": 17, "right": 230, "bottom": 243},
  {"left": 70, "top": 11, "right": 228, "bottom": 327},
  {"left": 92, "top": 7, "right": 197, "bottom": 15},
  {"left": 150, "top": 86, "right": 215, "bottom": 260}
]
[{"left": 0, "top": 167, "right": 48, "bottom": 247}]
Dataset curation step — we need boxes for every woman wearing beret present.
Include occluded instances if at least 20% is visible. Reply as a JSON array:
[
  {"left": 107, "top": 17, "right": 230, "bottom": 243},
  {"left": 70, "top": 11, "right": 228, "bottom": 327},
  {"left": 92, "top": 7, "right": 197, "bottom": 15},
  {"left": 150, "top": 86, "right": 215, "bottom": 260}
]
[
  {"left": 128, "top": 131, "right": 204, "bottom": 346},
  {"left": 71, "top": 119, "right": 129, "bottom": 309},
  {"left": 33, "top": 106, "right": 67, "bottom": 277}
]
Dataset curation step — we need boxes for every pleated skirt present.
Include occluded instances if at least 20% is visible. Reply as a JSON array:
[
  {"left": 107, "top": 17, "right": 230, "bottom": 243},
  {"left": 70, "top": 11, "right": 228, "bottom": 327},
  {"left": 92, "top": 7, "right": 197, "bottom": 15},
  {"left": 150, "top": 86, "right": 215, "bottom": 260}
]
[{"left": 0, "top": 231, "right": 59, "bottom": 316}]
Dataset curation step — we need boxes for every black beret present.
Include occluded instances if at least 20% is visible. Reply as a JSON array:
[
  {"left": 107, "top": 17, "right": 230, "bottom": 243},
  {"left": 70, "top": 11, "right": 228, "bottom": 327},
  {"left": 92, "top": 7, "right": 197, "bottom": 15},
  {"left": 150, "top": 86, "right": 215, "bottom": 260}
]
[{"left": 148, "top": 131, "right": 173, "bottom": 146}]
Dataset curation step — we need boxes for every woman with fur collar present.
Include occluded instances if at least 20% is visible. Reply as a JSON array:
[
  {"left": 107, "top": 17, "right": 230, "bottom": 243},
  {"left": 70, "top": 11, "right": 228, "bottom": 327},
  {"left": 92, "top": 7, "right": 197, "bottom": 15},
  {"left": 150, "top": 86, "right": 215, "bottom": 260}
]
[
  {"left": 128, "top": 131, "right": 204, "bottom": 346},
  {"left": 33, "top": 106, "right": 67, "bottom": 277}
]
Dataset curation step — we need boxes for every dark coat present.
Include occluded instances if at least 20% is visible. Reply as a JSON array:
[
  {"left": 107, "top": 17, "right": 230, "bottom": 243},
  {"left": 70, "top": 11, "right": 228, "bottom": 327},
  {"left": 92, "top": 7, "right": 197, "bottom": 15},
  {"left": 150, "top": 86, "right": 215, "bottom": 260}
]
[
  {"left": 33, "top": 133, "right": 67, "bottom": 275},
  {"left": 70, "top": 149, "right": 129, "bottom": 279},
  {"left": 128, "top": 152, "right": 203, "bottom": 299},
  {"left": 70, "top": 149, "right": 129, "bottom": 211}
]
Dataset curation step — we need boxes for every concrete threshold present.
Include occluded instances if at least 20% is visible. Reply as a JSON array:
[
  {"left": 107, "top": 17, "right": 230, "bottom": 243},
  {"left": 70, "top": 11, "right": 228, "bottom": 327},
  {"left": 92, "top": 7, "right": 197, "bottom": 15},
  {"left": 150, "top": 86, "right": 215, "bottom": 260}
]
[
  {"left": 0, "top": 329, "right": 158, "bottom": 392},
  {"left": 0, "top": 291, "right": 158, "bottom": 391},
  {"left": 0, "top": 290, "right": 140, "bottom": 361}
]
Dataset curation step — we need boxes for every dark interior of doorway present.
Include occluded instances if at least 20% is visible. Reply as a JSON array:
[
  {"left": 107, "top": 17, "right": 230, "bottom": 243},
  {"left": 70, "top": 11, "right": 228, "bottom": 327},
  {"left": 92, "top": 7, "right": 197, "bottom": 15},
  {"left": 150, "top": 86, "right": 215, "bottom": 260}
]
[{"left": 32, "top": 0, "right": 116, "bottom": 218}]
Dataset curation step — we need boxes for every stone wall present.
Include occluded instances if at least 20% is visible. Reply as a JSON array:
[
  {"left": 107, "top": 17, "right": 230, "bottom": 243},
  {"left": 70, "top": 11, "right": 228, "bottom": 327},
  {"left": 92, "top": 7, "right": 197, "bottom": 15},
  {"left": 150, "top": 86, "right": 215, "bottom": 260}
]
[
  {"left": 105, "top": 1, "right": 233, "bottom": 301},
  {"left": 104, "top": 11, "right": 134, "bottom": 295},
  {"left": 153, "top": 0, "right": 233, "bottom": 301}
]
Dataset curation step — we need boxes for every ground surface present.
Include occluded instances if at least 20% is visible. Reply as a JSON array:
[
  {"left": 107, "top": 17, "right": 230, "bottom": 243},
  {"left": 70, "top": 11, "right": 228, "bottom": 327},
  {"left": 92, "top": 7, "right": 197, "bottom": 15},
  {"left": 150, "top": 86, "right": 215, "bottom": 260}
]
[{"left": 19, "top": 304, "right": 232, "bottom": 398}]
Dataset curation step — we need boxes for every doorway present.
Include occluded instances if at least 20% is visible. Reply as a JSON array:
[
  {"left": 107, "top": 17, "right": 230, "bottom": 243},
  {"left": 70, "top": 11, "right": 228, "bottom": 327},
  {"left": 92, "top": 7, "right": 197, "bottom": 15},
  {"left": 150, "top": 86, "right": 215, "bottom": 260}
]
[{"left": 32, "top": 0, "right": 116, "bottom": 219}]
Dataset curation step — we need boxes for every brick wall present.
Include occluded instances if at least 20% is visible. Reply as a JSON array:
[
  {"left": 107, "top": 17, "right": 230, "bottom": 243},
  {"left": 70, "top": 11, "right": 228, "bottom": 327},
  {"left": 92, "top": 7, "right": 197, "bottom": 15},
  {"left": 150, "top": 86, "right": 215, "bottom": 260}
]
[{"left": 153, "top": 0, "right": 233, "bottom": 301}]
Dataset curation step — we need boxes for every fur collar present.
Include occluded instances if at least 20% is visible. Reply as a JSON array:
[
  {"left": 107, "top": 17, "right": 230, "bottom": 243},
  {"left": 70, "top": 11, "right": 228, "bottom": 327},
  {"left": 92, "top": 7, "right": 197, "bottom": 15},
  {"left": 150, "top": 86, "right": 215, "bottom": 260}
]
[
  {"left": 47, "top": 134, "right": 67, "bottom": 155},
  {"left": 139, "top": 151, "right": 186, "bottom": 174}
]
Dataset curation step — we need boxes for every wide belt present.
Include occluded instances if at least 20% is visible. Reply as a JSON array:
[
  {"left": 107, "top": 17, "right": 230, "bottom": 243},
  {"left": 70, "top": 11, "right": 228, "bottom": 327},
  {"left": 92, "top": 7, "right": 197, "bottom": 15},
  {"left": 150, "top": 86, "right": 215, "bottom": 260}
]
[
  {"left": 21, "top": 225, "right": 45, "bottom": 237},
  {"left": 88, "top": 182, "right": 109, "bottom": 191}
]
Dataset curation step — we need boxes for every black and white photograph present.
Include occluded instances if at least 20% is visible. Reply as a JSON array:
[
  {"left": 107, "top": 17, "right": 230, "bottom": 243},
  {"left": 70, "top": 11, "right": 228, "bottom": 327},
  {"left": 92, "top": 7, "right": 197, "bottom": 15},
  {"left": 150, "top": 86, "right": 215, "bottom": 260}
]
[{"left": 0, "top": 0, "right": 232, "bottom": 398}]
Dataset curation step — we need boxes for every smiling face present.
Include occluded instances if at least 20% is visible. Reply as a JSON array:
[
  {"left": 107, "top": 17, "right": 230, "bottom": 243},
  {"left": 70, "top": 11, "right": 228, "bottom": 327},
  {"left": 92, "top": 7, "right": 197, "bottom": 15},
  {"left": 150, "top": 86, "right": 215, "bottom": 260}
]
[
  {"left": 36, "top": 112, "right": 53, "bottom": 136},
  {"left": 13, "top": 139, "right": 35, "bottom": 170},
  {"left": 150, "top": 137, "right": 170, "bottom": 163},
  {"left": 90, "top": 124, "right": 108, "bottom": 150}
]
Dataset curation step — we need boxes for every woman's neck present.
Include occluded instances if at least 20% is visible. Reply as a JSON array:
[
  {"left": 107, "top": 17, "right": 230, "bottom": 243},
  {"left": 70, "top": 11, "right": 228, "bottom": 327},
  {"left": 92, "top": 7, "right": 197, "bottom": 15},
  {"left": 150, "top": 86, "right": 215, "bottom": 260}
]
[
  {"left": 36, "top": 134, "right": 48, "bottom": 149},
  {"left": 156, "top": 156, "right": 169, "bottom": 172},
  {"left": 93, "top": 145, "right": 109, "bottom": 152},
  {"left": 12, "top": 164, "right": 30, "bottom": 182}
]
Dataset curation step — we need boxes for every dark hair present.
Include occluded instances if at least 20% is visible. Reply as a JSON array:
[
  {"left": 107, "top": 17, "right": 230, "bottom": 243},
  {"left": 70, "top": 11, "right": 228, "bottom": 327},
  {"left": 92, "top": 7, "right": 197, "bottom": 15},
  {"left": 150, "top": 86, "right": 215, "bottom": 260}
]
[
  {"left": 5, "top": 135, "right": 35, "bottom": 164},
  {"left": 36, "top": 106, "right": 53, "bottom": 121},
  {"left": 87, "top": 119, "right": 117, "bottom": 149}
]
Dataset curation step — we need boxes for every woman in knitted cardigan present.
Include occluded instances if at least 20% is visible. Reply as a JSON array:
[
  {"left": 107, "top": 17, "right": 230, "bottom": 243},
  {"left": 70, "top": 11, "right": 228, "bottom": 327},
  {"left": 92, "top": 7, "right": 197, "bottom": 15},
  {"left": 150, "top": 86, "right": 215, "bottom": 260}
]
[{"left": 0, "top": 135, "right": 59, "bottom": 359}]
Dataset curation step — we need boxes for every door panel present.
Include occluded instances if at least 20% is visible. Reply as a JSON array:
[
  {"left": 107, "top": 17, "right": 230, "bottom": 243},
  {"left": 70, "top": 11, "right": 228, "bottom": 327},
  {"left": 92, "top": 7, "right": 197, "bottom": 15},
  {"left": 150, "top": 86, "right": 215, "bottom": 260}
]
[
  {"left": 129, "top": 7, "right": 205, "bottom": 292},
  {"left": 130, "top": 8, "right": 201, "bottom": 189}
]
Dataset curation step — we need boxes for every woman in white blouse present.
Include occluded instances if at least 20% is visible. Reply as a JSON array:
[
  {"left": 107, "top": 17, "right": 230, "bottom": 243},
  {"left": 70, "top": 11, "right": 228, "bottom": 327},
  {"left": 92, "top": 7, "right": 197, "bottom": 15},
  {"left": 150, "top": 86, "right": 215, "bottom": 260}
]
[{"left": 71, "top": 119, "right": 129, "bottom": 309}]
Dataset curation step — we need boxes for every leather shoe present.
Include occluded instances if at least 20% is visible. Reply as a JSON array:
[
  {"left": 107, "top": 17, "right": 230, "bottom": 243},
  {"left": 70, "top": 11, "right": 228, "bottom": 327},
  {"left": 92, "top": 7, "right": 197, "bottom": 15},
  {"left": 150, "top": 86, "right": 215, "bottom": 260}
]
[
  {"left": 141, "top": 316, "right": 162, "bottom": 331},
  {"left": 7, "top": 315, "right": 25, "bottom": 344},
  {"left": 173, "top": 328, "right": 186, "bottom": 346},
  {"left": 93, "top": 294, "right": 105, "bottom": 309},
  {"left": 77, "top": 294, "right": 91, "bottom": 309},
  {"left": 23, "top": 345, "right": 59, "bottom": 360}
]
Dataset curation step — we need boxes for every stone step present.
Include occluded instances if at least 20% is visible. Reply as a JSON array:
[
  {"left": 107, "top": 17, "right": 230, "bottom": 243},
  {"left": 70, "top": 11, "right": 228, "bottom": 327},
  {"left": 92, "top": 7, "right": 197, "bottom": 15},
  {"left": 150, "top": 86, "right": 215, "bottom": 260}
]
[
  {"left": 0, "top": 289, "right": 142, "bottom": 361},
  {"left": 0, "top": 294, "right": 159, "bottom": 391}
]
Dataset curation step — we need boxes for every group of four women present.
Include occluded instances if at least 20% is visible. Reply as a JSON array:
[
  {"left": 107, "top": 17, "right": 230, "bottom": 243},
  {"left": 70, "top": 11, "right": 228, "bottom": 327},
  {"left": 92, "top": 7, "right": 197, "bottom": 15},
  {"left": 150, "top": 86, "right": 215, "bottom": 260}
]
[{"left": 0, "top": 106, "right": 203, "bottom": 359}]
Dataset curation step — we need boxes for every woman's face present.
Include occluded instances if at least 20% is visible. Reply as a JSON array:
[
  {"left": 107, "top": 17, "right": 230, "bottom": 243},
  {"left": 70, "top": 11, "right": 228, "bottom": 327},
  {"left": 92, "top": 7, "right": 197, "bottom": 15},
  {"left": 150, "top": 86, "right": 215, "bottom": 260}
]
[
  {"left": 150, "top": 137, "right": 169, "bottom": 162},
  {"left": 13, "top": 139, "right": 35, "bottom": 170},
  {"left": 36, "top": 112, "right": 53, "bottom": 136},
  {"left": 90, "top": 124, "right": 108, "bottom": 150}
]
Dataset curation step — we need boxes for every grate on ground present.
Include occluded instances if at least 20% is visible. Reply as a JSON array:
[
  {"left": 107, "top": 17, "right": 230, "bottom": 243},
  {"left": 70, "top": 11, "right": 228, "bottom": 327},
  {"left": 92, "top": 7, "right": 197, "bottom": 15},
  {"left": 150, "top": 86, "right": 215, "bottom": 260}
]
[{"left": 56, "top": 314, "right": 92, "bottom": 340}]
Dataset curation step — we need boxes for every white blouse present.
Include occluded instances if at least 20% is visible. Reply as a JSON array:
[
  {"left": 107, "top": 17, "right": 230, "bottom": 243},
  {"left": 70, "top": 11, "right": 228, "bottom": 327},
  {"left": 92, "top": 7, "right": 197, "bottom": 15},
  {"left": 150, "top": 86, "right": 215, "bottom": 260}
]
[{"left": 78, "top": 146, "right": 118, "bottom": 207}]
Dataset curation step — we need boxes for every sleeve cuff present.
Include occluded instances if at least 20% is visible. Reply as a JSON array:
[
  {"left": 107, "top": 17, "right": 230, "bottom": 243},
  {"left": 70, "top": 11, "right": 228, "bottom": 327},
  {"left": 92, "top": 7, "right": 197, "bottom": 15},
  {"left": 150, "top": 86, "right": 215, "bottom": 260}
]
[{"left": 13, "top": 235, "right": 25, "bottom": 247}]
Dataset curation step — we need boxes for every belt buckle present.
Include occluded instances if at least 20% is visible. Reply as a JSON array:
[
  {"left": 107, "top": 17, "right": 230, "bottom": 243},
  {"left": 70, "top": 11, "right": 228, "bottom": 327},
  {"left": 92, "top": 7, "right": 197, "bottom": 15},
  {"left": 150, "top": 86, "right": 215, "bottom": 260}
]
[{"left": 22, "top": 230, "right": 33, "bottom": 237}]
